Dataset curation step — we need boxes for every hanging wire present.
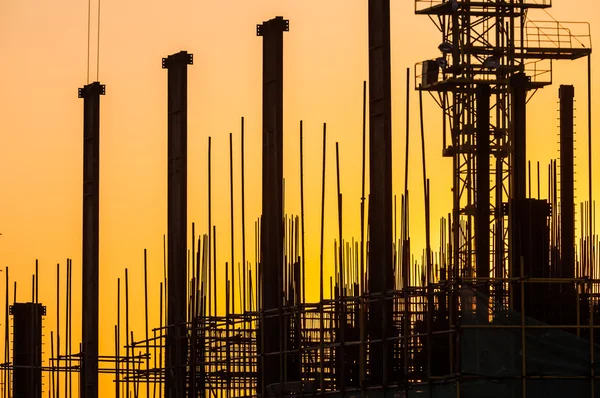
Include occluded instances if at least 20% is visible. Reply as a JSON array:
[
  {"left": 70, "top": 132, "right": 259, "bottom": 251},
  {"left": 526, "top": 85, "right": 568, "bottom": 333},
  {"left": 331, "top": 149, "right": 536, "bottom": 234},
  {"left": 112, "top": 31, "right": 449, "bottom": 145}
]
[
  {"left": 86, "top": 0, "right": 91, "bottom": 83},
  {"left": 97, "top": 0, "right": 101, "bottom": 81}
]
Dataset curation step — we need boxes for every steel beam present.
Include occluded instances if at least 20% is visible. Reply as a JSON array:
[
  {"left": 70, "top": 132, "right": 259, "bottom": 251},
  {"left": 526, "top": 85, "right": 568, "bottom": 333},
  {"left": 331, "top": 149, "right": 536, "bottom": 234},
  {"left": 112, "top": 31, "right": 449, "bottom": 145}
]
[
  {"left": 367, "top": 0, "right": 394, "bottom": 387},
  {"left": 162, "top": 50, "right": 193, "bottom": 398},
  {"left": 257, "top": 16, "right": 288, "bottom": 394},
  {"left": 559, "top": 85, "right": 575, "bottom": 279},
  {"left": 79, "top": 81, "right": 104, "bottom": 398}
]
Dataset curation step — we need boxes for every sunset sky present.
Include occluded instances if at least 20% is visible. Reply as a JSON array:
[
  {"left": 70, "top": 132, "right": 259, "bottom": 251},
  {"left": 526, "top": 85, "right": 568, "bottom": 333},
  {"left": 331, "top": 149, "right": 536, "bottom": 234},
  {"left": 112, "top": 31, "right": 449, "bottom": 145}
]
[{"left": 0, "top": 0, "right": 598, "bottom": 395}]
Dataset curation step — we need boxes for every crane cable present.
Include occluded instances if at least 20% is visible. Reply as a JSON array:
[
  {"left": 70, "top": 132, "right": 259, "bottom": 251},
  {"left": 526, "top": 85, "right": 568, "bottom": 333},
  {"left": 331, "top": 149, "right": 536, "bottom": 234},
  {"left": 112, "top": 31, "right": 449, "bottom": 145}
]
[
  {"left": 97, "top": 0, "right": 101, "bottom": 81},
  {"left": 86, "top": 0, "right": 101, "bottom": 83},
  {"left": 87, "top": 0, "right": 91, "bottom": 83}
]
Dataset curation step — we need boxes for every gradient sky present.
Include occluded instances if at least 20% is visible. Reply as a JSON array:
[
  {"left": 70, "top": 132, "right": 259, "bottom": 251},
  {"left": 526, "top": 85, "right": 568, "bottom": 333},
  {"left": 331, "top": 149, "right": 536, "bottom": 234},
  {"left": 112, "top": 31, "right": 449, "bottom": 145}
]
[{"left": 0, "top": 1, "right": 599, "bottom": 395}]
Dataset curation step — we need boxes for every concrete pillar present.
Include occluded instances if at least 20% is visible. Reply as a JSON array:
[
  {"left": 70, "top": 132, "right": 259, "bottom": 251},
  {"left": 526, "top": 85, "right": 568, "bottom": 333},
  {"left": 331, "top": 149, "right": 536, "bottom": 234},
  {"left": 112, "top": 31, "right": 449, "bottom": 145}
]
[
  {"left": 79, "top": 81, "right": 104, "bottom": 398},
  {"left": 162, "top": 50, "right": 193, "bottom": 398}
]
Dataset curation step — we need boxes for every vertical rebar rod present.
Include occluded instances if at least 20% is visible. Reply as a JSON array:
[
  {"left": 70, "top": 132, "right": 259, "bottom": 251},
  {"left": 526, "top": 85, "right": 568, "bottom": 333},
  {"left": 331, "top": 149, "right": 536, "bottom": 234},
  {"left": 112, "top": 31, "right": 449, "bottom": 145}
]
[
  {"left": 191, "top": 236, "right": 199, "bottom": 398},
  {"left": 2, "top": 268, "right": 5, "bottom": 398},
  {"left": 426, "top": 178, "right": 433, "bottom": 383},
  {"left": 336, "top": 142, "right": 344, "bottom": 293},
  {"left": 588, "top": 55, "right": 594, "bottom": 286},
  {"left": 158, "top": 282, "right": 163, "bottom": 398},
  {"left": 402, "top": 69, "right": 412, "bottom": 388},
  {"left": 241, "top": 118, "right": 247, "bottom": 304},
  {"left": 163, "top": 235, "right": 167, "bottom": 331},
  {"left": 225, "top": 263, "right": 231, "bottom": 398},
  {"left": 359, "top": 80, "right": 367, "bottom": 390},
  {"left": 537, "top": 160, "right": 540, "bottom": 200},
  {"left": 192, "top": 222, "right": 196, "bottom": 318},
  {"left": 394, "top": 196, "right": 397, "bottom": 279},
  {"left": 132, "top": 330, "right": 138, "bottom": 398},
  {"left": 187, "top": 251, "right": 191, "bottom": 322},
  {"left": 589, "top": 275, "right": 595, "bottom": 398},
  {"left": 213, "top": 226, "right": 217, "bottom": 317},
  {"left": 404, "top": 67, "right": 410, "bottom": 221},
  {"left": 125, "top": 269, "right": 130, "bottom": 398},
  {"left": 195, "top": 238, "right": 203, "bottom": 397},
  {"left": 69, "top": 260, "right": 73, "bottom": 398},
  {"left": 419, "top": 86, "right": 432, "bottom": 283},
  {"left": 152, "top": 326, "right": 156, "bottom": 398},
  {"left": 300, "top": 120, "right": 306, "bottom": 307},
  {"left": 209, "top": 138, "right": 215, "bottom": 317},
  {"left": 240, "top": 116, "right": 248, "bottom": 396},
  {"left": 64, "top": 262, "right": 69, "bottom": 398},
  {"left": 56, "top": 263, "right": 60, "bottom": 398},
  {"left": 319, "top": 123, "right": 327, "bottom": 392},
  {"left": 230, "top": 132, "right": 235, "bottom": 317},
  {"left": 116, "top": 278, "right": 120, "bottom": 398},
  {"left": 335, "top": 141, "right": 345, "bottom": 391},
  {"left": 35, "top": 260, "right": 38, "bottom": 304},
  {"left": 528, "top": 160, "right": 531, "bottom": 198},
  {"left": 51, "top": 331, "right": 55, "bottom": 398},
  {"left": 190, "top": 276, "right": 197, "bottom": 398},
  {"left": 192, "top": 222, "right": 195, "bottom": 320},
  {"left": 114, "top": 326, "right": 119, "bottom": 398},
  {"left": 298, "top": 120, "right": 307, "bottom": 395},
  {"left": 144, "top": 250, "right": 150, "bottom": 398},
  {"left": 231, "top": 260, "right": 236, "bottom": 394}
]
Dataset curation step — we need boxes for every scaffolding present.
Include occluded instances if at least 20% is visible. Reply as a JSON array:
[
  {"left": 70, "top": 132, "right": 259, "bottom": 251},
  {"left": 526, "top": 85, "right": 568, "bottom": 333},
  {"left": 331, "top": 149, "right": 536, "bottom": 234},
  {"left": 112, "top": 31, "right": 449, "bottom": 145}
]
[{"left": 0, "top": 2, "right": 597, "bottom": 398}]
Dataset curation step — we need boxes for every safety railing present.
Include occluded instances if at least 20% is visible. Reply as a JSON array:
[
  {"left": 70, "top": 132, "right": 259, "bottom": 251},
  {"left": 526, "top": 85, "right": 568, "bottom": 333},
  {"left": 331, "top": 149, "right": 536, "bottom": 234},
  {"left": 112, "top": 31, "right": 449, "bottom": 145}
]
[
  {"left": 415, "top": 0, "right": 445, "bottom": 13},
  {"left": 522, "top": 20, "right": 592, "bottom": 51},
  {"left": 415, "top": 0, "right": 552, "bottom": 14},
  {"left": 415, "top": 60, "right": 439, "bottom": 89},
  {"left": 523, "top": 58, "right": 553, "bottom": 85},
  {"left": 413, "top": 58, "right": 498, "bottom": 89},
  {"left": 415, "top": 58, "right": 552, "bottom": 89},
  {"left": 414, "top": 58, "right": 494, "bottom": 89}
]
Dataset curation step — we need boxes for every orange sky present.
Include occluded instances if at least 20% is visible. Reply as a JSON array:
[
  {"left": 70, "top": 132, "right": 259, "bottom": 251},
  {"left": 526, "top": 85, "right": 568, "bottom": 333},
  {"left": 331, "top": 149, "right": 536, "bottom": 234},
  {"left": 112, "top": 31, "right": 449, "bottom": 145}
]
[{"left": 0, "top": 1, "right": 599, "bottom": 396}]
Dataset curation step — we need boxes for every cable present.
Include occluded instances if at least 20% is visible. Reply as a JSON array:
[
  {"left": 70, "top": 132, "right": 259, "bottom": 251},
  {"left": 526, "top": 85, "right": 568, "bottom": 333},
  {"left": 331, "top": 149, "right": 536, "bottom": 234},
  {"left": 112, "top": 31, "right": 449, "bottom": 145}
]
[
  {"left": 87, "top": 0, "right": 91, "bottom": 83},
  {"left": 97, "top": 0, "right": 101, "bottom": 81}
]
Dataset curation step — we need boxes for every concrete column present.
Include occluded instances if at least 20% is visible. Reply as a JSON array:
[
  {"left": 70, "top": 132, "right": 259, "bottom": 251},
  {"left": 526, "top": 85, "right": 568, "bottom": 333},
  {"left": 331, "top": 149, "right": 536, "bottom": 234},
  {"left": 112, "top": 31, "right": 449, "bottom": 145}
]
[
  {"left": 163, "top": 50, "right": 192, "bottom": 398},
  {"left": 79, "top": 81, "right": 104, "bottom": 398}
]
